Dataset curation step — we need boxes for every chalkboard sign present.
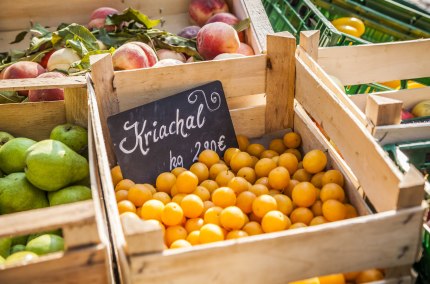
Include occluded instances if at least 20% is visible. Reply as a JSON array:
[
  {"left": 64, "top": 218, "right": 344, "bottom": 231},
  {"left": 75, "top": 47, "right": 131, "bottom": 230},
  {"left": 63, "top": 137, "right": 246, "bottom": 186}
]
[{"left": 107, "top": 81, "right": 238, "bottom": 184}]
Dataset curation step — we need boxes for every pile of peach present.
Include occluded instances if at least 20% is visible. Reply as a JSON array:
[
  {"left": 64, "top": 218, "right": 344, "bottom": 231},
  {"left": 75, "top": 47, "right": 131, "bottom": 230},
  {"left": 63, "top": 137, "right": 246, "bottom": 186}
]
[{"left": 112, "top": 132, "right": 359, "bottom": 249}]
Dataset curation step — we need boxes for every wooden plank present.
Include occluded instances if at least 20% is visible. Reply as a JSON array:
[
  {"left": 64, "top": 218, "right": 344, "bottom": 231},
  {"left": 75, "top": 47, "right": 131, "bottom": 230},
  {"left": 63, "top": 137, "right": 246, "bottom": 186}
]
[
  {"left": 374, "top": 123, "right": 430, "bottom": 145},
  {"left": 317, "top": 38, "right": 430, "bottom": 85},
  {"left": 350, "top": 86, "right": 430, "bottom": 112},
  {"left": 300, "top": 31, "right": 320, "bottom": 60},
  {"left": 295, "top": 55, "right": 423, "bottom": 211},
  {"left": 64, "top": 87, "right": 88, "bottom": 128},
  {"left": 0, "top": 244, "right": 107, "bottom": 284},
  {"left": 293, "top": 102, "right": 370, "bottom": 217},
  {"left": 0, "top": 200, "right": 98, "bottom": 248},
  {"left": 129, "top": 206, "right": 424, "bottom": 284},
  {"left": 265, "top": 32, "right": 296, "bottom": 132},
  {"left": 88, "top": 85, "right": 130, "bottom": 283},
  {"left": 365, "top": 95, "right": 402, "bottom": 126},
  {"left": 113, "top": 55, "right": 267, "bottom": 112},
  {"left": 0, "top": 77, "right": 86, "bottom": 91},
  {"left": 0, "top": 0, "right": 189, "bottom": 32},
  {"left": 89, "top": 55, "right": 118, "bottom": 167},
  {"left": 121, "top": 214, "right": 164, "bottom": 255},
  {"left": 231, "top": 104, "right": 266, "bottom": 138},
  {"left": 241, "top": 0, "right": 274, "bottom": 53},
  {"left": 0, "top": 101, "right": 66, "bottom": 141}
]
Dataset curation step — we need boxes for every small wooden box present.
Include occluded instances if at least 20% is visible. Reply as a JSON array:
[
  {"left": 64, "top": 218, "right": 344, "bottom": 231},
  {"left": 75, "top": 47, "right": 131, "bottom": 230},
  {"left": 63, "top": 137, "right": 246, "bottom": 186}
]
[
  {"left": 89, "top": 30, "right": 425, "bottom": 284},
  {"left": 0, "top": 78, "right": 112, "bottom": 284}
]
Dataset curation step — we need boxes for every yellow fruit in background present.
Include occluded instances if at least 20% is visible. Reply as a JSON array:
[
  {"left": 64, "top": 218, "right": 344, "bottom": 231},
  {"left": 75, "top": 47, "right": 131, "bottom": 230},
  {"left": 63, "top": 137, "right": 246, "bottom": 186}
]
[
  {"left": 204, "top": 206, "right": 223, "bottom": 225},
  {"left": 309, "top": 216, "right": 328, "bottom": 226},
  {"left": 236, "top": 135, "right": 249, "bottom": 151},
  {"left": 200, "top": 180, "right": 219, "bottom": 194},
  {"left": 320, "top": 183, "right": 345, "bottom": 203},
  {"left": 189, "top": 162, "right": 209, "bottom": 183},
  {"left": 140, "top": 199, "right": 165, "bottom": 221},
  {"left": 260, "top": 150, "right": 279, "bottom": 159},
  {"left": 292, "top": 169, "right": 312, "bottom": 182},
  {"left": 242, "top": 221, "right": 263, "bottom": 235},
  {"left": 209, "top": 163, "right": 229, "bottom": 180},
  {"left": 283, "top": 132, "right": 301, "bottom": 149},
  {"left": 181, "top": 194, "right": 204, "bottom": 218},
  {"left": 115, "top": 190, "right": 128, "bottom": 203},
  {"left": 278, "top": 153, "right": 299, "bottom": 175},
  {"left": 193, "top": 186, "right": 211, "bottom": 201},
  {"left": 290, "top": 207, "right": 314, "bottom": 225},
  {"left": 152, "top": 192, "right": 171, "bottom": 205},
  {"left": 215, "top": 170, "right": 235, "bottom": 186},
  {"left": 273, "top": 194, "right": 293, "bottom": 216},
  {"left": 292, "top": 182, "right": 317, "bottom": 208},
  {"left": 261, "top": 210, "right": 290, "bottom": 233},
  {"left": 171, "top": 167, "right": 186, "bottom": 177},
  {"left": 223, "top": 148, "right": 241, "bottom": 166},
  {"left": 176, "top": 171, "right": 199, "bottom": 194},
  {"left": 228, "top": 177, "right": 250, "bottom": 194},
  {"left": 117, "top": 200, "right": 136, "bottom": 214},
  {"left": 230, "top": 151, "right": 253, "bottom": 172},
  {"left": 318, "top": 273, "right": 346, "bottom": 284},
  {"left": 249, "top": 184, "right": 269, "bottom": 196},
  {"left": 170, "top": 239, "right": 192, "bottom": 249},
  {"left": 303, "top": 150, "right": 327, "bottom": 174},
  {"left": 161, "top": 202, "right": 184, "bottom": 226},
  {"left": 286, "top": 148, "right": 302, "bottom": 161},
  {"left": 199, "top": 224, "right": 224, "bottom": 244},
  {"left": 186, "top": 230, "right": 200, "bottom": 245},
  {"left": 269, "top": 138, "right": 287, "bottom": 154},
  {"left": 198, "top": 149, "right": 220, "bottom": 168},
  {"left": 255, "top": 158, "right": 277, "bottom": 178},
  {"left": 345, "top": 204, "right": 358, "bottom": 219},
  {"left": 332, "top": 17, "right": 365, "bottom": 37},
  {"left": 115, "top": 179, "right": 135, "bottom": 192},
  {"left": 212, "top": 187, "right": 236, "bottom": 208},
  {"left": 247, "top": 143, "right": 266, "bottom": 158},
  {"left": 220, "top": 206, "right": 245, "bottom": 230},
  {"left": 252, "top": 194, "right": 277, "bottom": 218},
  {"left": 236, "top": 191, "right": 257, "bottom": 214},
  {"left": 322, "top": 200, "right": 347, "bottom": 221},
  {"left": 355, "top": 269, "right": 384, "bottom": 283},
  {"left": 172, "top": 193, "right": 187, "bottom": 205},
  {"left": 165, "top": 225, "right": 187, "bottom": 247},
  {"left": 155, "top": 172, "right": 176, "bottom": 194},
  {"left": 412, "top": 100, "right": 430, "bottom": 117},
  {"left": 289, "top": 222, "right": 307, "bottom": 229},
  {"left": 226, "top": 230, "right": 249, "bottom": 239},
  {"left": 268, "top": 166, "right": 290, "bottom": 190},
  {"left": 310, "top": 172, "right": 325, "bottom": 188},
  {"left": 127, "top": 184, "right": 152, "bottom": 207},
  {"left": 111, "top": 165, "right": 123, "bottom": 187},
  {"left": 185, "top": 218, "right": 205, "bottom": 233},
  {"left": 322, "top": 170, "right": 344, "bottom": 187}
]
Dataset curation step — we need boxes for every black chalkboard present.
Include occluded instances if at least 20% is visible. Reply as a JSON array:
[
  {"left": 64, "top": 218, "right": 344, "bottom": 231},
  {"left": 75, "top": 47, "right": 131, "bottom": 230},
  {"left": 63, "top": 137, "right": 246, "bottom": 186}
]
[{"left": 107, "top": 81, "right": 238, "bottom": 184}]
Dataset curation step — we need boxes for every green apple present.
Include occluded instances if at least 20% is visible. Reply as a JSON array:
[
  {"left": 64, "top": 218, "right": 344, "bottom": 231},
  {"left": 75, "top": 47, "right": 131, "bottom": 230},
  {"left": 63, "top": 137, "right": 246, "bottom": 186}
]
[
  {"left": 0, "top": 138, "right": 36, "bottom": 174},
  {"left": 0, "top": 131, "right": 14, "bottom": 148},
  {"left": 50, "top": 124, "right": 88, "bottom": 154}
]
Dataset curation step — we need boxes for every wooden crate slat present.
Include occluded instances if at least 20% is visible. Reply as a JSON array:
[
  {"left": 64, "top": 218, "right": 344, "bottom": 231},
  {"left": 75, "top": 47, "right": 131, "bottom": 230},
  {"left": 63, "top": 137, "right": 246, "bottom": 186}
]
[
  {"left": 113, "top": 55, "right": 267, "bottom": 112},
  {"left": 318, "top": 38, "right": 430, "bottom": 85},
  {"left": 0, "top": 77, "right": 86, "bottom": 91}
]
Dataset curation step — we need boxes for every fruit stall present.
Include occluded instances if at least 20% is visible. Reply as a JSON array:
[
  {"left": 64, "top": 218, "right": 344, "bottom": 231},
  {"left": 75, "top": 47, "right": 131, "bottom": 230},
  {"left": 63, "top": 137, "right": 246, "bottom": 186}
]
[{"left": 0, "top": 0, "right": 429, "bottom": 283}]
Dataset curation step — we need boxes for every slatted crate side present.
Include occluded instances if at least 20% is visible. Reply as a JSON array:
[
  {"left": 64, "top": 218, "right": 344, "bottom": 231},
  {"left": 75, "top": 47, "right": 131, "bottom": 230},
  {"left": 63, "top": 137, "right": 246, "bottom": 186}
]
[
  {"left": 122, "top": 103, "right": 423, "bottom": 284},
  {"left": 0, "top": 79, "right": 112, "bottom": 283},
  {"left": 295, "top": 31, "right": 426, "bottom": 213}
]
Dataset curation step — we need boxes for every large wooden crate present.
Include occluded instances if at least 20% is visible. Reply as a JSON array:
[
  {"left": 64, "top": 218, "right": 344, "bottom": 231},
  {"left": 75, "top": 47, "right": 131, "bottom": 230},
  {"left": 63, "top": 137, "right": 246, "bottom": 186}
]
[
  {"left": 295, "top": 31, "right": 428, "bottom": 213},
  {"left": 295, "top": 31, "right": 430, "bottom": 146},
  {"left": 0, "top": 0, "right": 269, "bottom": 57},
  {"left": 0, "top": 78, "right": 113, "bottom": 283},
  {"left": 89, "top": 30, "right": 425, "bottom": 283}
]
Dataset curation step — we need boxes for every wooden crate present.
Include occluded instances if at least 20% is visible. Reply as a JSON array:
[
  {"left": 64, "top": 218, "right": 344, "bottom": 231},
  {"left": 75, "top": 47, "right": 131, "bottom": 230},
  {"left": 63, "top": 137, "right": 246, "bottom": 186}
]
[
  {"left": 295, "top": 31, "right": 430, "bottom": 146},
  {"left": 0, "top": 78, "right": 113, "bottom": 283},
  {"left": 0, "top": 0, "right": 269, "bottom": 57},
  {"left": 89, "top": 30, "right": 425, "bottom": 283},
  {"left": 295, "top": 31, "right": 428, "bottom": 213}
]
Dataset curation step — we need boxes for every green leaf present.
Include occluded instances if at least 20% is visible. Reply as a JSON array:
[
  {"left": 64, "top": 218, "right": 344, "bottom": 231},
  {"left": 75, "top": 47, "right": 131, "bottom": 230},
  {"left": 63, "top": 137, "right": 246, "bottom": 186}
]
[
  {"left": 0, "top": 49, "right": 52, "bottom": 71},
  {"left": 70, "top": 48, "right": 114, "bottom": 71},
  {"left": 10, "top": 31, "right": 28, "bottom": 44},
  {"left": 0, "top": 92, "right": 26, "bottom": 104},
  {"left": 30, "top": 23, "right": 50, "bottom": 37},
  {"left": 106, "top": 8, "right": 161, "bottom": 29},
  {"left": 233, "top": 18, "right": 251, "bottom": 33},
  {"left": 66, "top": 40, "right": 89, "bottom": 57},
  {"left": 52, "top": 24, "right": 99, "bottom": 55},
  {"left": 29, "top": 36, "right": 52, "bottom": 53},
  {"left": 10, "top": 50, "right": 26, "bottom": 62}
]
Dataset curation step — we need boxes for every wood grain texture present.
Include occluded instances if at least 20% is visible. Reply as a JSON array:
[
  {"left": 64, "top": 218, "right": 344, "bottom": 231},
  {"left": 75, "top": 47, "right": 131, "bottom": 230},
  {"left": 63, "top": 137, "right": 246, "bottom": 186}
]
[
  {"left": 0, "top": 200, "right": 99, "bottom": 248},
  {"left": 129, "top": 206, "right": 423, "bottom": 284},
  {"left": 113, "top": 55, "right": 267, "bottom": 112},
  {"left": 0, "top": 77, "right": 86, "bottom": 91},
  {"left": 0, "top": 244, "right": 108, "bottom": 284},
  {"left": 89, "top": 55, "right": 118, "bottom": 167},
  {"left": 265, "top": 32, "right": 296, "bottom": 133},
  {"left": 295, "top": 55, "right": 423, "bottom": 211},
  {"left": 231, "top": 105, "right": 266, "bottom": 138},
  {"left": 241, "top": 0, "right": 274, "bottom": 52},
  {"left": 365, "top": 95, "right": 402, "bottom": 126},
  {"left": 318, "top": 38, "right": 430, "bottom": 85},
  {"left": 300, "top": 31, "right": 320, "bottom": 60},
  {"left": 0, "top": 101, "right": 66, "bottom": 140},
  {"left": 64, "top": 87, "right": 88, "bottom": 128},
  {"left": 373, "top": 123, "right": 430, "bottom": 145},
  {"left": 0, "top": 0, "right": 189, "bottom": 32}
]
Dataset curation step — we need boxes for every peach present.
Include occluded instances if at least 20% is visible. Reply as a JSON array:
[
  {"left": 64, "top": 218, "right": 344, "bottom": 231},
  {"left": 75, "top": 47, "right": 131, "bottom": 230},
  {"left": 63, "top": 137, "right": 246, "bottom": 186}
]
[
  {"left": 130, "top": 42, "right": 158, "bottom": 67},
  {"left": 112, "top": 42, "right": 158, "bottom": 70},
  {"left": 40, "top": 50, "right": 55, "bottom": 69},
  {"left": 189, "top": 0, "right": 229, "bottom": 26},
  {"left": 28, "top": 72, "right": 66, "bottom": 102},
  {"left": 206, "top": 12, "right": 245, "bottom": 42},
  {"left": 88, "top": 7, "right": 119, "bottom": 31},
  {"left": 156, "top": 49, "right": 186, "bottom": 62},
  {"left": 153, "top": 59, "right": 184, "bottom": 68},
  {"left": 197, "top": 22, "right": 240, "bottom": 60},
  {"left": 178, "top": 26, "right": 201, "bottom": 39},
  {"left": 236, "top": 43, "right": 254, "bottom": 56},
  {"left": 3, "top": 61, "right": 46, "bottom": 96},
  {"left": 47, "top": 48, "right": 81, "bottom": 72}
]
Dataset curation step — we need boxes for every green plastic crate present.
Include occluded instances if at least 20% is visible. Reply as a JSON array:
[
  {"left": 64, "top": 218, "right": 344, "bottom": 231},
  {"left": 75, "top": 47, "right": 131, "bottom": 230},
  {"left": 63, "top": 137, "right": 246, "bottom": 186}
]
[{"left": 415, "top": 224, "right": 430, "bottom": 284}]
